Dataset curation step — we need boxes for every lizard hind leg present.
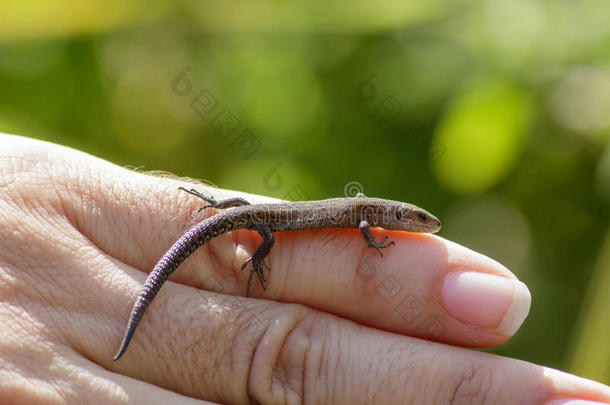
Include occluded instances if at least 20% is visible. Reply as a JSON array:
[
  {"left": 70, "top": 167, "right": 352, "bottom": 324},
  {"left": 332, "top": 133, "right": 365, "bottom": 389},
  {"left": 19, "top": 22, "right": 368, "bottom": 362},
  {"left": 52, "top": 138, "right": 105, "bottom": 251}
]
[
  {"left": 241, "top": 220, "right": 275, "bottom": 297},
  {"left": 178, "top": 187, "right": 252, "bottom": 210}
]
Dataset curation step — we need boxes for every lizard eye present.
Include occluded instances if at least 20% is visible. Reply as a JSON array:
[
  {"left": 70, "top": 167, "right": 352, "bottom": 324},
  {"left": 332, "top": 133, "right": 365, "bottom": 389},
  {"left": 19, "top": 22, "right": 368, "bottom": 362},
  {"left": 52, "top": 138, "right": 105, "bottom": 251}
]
[
  {"left": 416, "top": 212, "right": 428, "bottom": 222},
  {"left": 395, "top": 210, "right": 403, "bottom": 220}
]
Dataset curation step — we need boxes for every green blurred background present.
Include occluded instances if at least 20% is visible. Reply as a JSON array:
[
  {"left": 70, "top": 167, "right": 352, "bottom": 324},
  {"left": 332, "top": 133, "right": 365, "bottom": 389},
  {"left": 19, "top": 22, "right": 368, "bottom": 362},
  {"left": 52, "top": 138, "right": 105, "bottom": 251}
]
[{"left": 1, "top": 0, "right": 609, "bottom": 383}]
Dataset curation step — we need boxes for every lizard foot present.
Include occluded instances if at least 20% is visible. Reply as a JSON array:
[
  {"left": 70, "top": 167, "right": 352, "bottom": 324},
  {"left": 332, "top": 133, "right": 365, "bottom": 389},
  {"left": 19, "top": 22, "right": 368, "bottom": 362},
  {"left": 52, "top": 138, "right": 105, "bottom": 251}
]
[
  {"left": 368, "top": 235, "right": 395, "bottom": 257},
  {"left": 241, "top": 256, "right": 271, "bottom": 297}
]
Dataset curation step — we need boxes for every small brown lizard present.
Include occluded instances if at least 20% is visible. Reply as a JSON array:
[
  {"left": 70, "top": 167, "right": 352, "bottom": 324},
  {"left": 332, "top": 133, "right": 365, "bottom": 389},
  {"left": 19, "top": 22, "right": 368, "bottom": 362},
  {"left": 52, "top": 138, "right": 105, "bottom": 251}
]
[{"left": 113, "top": 188, "right": 441, "bottom": 361}]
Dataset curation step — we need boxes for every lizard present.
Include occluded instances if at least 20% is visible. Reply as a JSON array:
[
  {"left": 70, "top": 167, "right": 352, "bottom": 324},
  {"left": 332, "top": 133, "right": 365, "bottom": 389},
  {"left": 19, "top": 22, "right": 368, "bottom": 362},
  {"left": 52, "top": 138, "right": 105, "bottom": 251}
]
[{"left": 113, "top": 188, "right": 441, "bottom": 361}]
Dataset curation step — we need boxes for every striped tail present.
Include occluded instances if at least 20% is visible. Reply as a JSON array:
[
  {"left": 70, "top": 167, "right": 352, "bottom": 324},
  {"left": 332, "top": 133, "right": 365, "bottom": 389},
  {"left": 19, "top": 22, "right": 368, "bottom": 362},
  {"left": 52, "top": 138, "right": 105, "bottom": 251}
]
[{"left": 113, "top": 218, "right": 220, "bottom": 361}]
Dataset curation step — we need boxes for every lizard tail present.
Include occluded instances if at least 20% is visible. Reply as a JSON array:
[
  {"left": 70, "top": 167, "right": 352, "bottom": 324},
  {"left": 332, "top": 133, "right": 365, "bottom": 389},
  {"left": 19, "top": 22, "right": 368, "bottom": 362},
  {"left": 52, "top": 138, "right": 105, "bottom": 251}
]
[
  {"left": 113, "top": 218, "right": 222, "bottom": 361},
  {"left": 113, "top": 253, "right": 182, "bottom": 361}
]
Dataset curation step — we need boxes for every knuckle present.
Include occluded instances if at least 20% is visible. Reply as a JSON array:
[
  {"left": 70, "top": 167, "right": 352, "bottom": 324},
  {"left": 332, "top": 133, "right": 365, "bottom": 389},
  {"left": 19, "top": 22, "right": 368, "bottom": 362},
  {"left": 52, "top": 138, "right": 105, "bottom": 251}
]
[{"left": 246, "top": 306, "right": 326, "bottom": 405}]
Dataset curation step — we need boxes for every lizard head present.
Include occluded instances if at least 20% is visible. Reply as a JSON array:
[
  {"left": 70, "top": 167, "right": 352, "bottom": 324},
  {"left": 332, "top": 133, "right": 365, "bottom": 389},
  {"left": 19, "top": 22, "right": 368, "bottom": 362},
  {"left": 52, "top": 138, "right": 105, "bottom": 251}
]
[{"left": 384, "top": 202, "right": 441, "bottom": 233}]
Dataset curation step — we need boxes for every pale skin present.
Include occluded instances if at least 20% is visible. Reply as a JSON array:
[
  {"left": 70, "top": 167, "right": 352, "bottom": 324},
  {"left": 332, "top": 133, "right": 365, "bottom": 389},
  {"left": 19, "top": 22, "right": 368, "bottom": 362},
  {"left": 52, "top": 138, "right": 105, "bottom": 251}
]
[{"left": 0, "top": 133, "right": 609, "bottom": 405}]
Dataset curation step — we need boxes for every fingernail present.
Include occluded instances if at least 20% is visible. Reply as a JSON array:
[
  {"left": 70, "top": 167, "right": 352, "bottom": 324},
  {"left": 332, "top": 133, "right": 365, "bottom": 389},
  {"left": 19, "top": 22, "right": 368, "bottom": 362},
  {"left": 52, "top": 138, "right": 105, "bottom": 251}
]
[
  {"left": 547, "top": 399, "right": 610, "bottom": 405},
  {"left": 442, "top": 271, "right": 531, "bottom": 336}
]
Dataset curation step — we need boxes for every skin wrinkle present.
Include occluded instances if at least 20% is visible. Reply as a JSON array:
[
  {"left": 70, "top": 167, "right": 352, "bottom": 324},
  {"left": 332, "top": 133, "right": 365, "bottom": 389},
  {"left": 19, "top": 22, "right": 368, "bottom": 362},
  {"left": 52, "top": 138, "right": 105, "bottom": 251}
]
[
  {"left": 0, "top": 206, "right": 69, "bottom": 298},
  {"left": 60, "top": 183, "right": 108, "bottom": 259},
  {"left": 168, "top": 323, "right": 197, "bottom": 394},
  {"left": 47, "top": 161, "right": 71, "bottom": 230},
  {"left": 160, "top": 291, "right": 245, "bottom": 401},
  {"left": 0, "top": 301, "right": 41, "bottom": 346},
  {"left": 230, "top": 305, "right": 269, "bottom": 403},
  {"left": 246, "top": 306, "right": 304, "bottom": 404},
  {"left": 378, "top": 342, "right": 406, "bottom": 403},
  {"left": 15, "top": 300, "right": 66, "bottom": 348},
  {"left": 371, "top": 339, "right": 421, "bottom": 404},
  {"left": 276, "top": 313, "right": 310, "bottom": 404},
  {"left": 299, "top": 323, "right": 316, "bottom": 405},
  {"left": 449, "top": 361, "right": 493, "bottom": 405},
  {"left": 170, "top": 295, "right": 216, "bottom": 393},
  {"left": 4, "top": 329, "right": 52, "bottom": 380},
  {"left": 313, "top": 324, "right": 326, "bottom": 404},
  {"left": 0, "top": 267, "right": 19, "bottom": 301},
  {"left": 52, "top": 161, "right": 160, "bottom": 277},
  {"left": 245, "top": 306, "right": 270, "bottom": 403},
  {"left": 225, "top": 298, "right": 239, "bottom": 400},
  {"left": 281, "top": 312, "right": 310, "bottom": 404},
  {"left": 85, "top": 184, "right": 133, "bottom": 267},
  {"left": 0, "top": 373, "right": 62, "bottom": 405},
  {"left": 21, "top": 239, "right": 78, "bottom": 308},
  {"left": 0, "top": 149, "right": 38, "bottom": 186},
  {"left": 333, "top": 324, "right": 350, "bottom": 404},
  {"left": 210, "top": 331, "right": 236, "bottom": 402},
  {"left": 15, "top": 223, "right": 116, "bottom": 358},
  {"left": 8, "top": 166, "right": 75, "bottom": 255},
  {"left": 0, "top": 197, "right": 18, "bottom": 227},
  {"left": 368, "top": 376, "right": 386, "bottom": 405},
  {"left": 38, "top": 347, "right": 92, "bottom": 403},
  {"left": 0, "top": 161, "right": 18, "bottom": 191},
  {"left": 1, "top": 237, "right": 59, "bottom": 307},
  {"left": 264, "top": 323, "right": 291, "bottom": 403},
  {"left": 119, "top": 188, "right": 154, "bottom": 262},
  {"left": 215, "top": 320, "right": 241, "bottom": 404},
  {"left": 368, "top": 343, "right": 389, "bottom": 404},
  {"left": 173, "top": 295, "right": 204, "bottom": 364}
]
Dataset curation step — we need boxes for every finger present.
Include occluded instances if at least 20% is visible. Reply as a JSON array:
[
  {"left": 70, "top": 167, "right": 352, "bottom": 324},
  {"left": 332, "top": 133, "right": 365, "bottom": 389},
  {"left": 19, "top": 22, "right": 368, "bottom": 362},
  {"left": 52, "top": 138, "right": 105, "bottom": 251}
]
[
  {"left": 258, "top": 229, "right": 531, "bottom": 348},
  {"left": 99, "top": 278, "right": 609, "bottom": 404}
]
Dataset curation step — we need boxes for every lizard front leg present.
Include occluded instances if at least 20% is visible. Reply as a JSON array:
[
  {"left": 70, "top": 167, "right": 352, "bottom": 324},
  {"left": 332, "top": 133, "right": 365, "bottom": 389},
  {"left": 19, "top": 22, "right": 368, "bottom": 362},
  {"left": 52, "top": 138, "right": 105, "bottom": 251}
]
[
  {"left": 241, "top": 219, "right": 275, "bottom": 296},
  {"left": 359, "top": 220, "right": 395, "bottom": 257}
]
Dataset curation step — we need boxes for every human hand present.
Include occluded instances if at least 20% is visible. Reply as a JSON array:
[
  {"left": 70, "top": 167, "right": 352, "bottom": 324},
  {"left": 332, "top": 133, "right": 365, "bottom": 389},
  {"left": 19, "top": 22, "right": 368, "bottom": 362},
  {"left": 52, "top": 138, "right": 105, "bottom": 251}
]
[{"left": 1, "top": 133, "right": 609, "bottom": 404}]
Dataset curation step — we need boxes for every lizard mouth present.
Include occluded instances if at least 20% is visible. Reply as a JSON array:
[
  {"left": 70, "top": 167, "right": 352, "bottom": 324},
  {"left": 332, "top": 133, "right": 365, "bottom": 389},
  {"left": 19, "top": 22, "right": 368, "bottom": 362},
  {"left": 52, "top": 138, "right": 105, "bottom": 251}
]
[{"left": 424, "top": 216, "right": 442, "bottom": 233}]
